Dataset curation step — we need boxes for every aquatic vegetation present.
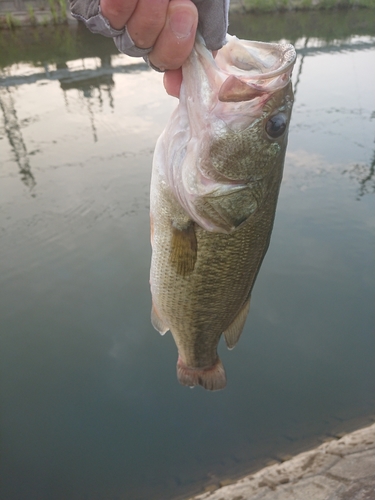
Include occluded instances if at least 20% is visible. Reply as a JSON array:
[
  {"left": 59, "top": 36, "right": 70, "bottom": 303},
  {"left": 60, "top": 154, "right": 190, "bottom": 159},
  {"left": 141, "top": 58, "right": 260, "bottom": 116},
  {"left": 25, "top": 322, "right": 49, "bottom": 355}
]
[
  {"left": 27, "top": 5, "right": 36, "bottom": 25},
  {"left": 3, "top": 13, "right": 20, "bottom": 29}
]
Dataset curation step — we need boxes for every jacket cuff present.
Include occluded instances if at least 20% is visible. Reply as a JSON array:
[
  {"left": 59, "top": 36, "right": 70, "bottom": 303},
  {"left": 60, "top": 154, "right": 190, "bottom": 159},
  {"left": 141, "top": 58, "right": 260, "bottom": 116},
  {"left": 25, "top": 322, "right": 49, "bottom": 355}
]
[{"left": 70, "top": 0, "right": 125, "bottom": 38}]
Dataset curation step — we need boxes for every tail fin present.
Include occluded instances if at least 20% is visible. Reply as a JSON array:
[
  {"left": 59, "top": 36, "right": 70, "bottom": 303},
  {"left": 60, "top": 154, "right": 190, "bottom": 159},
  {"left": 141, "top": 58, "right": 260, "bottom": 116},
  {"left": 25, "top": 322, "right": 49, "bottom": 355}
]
[{"left": 177, "top": 356, "right": 227, "bottom": 391}]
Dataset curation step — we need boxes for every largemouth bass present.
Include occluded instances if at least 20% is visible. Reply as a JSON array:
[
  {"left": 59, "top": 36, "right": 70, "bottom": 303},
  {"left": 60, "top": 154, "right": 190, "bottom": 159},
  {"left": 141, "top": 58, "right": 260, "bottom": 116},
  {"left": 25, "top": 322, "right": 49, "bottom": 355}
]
[{"left": 150, "top": 34, "right": 296, "bottom": 391}]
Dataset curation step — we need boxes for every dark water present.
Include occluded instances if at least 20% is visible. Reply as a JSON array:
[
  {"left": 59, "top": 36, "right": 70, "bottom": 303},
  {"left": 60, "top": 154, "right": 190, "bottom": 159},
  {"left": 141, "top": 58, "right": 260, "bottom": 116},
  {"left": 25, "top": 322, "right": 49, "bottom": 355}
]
[{"left": 1, "top": 9, "right": 374, "bottom": 500}]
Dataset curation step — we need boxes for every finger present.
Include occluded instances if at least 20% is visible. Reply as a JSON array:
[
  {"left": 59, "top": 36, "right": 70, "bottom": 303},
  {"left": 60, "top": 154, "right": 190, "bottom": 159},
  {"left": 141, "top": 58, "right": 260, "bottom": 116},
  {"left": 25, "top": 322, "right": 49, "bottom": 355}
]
[
  {"left": 126, "top": 0, "right": 170, "bottom": 49},
  {"left": 100, "top": 0, "right": 138, "bottom": 30},
  {"left": 163, "top": 69, "right": 183, "bottom": 98},
  {"left": 149, "top": 0, "right": 198, "bottom": 72}
]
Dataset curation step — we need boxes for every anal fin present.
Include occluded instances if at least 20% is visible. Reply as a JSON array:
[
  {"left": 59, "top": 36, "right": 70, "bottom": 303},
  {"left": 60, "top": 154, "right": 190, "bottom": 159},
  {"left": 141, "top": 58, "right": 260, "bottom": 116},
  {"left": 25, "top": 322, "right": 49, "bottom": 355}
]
[
  {"left": 223, "top": 297, "right": 251, "bottom": 350},
  {"left": 151, "top": 303, "right": 169, "bottom": 335},
  {"left": 169, "top": 222, "right": 197, "bottom": 276}
]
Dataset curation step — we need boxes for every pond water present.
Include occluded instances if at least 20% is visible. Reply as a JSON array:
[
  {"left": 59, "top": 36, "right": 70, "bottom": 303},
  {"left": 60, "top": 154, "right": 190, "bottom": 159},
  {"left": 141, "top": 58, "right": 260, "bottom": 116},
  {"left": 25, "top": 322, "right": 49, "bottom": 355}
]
[{"left": 0, "top": 9, "right": 374, "bottom": 500}]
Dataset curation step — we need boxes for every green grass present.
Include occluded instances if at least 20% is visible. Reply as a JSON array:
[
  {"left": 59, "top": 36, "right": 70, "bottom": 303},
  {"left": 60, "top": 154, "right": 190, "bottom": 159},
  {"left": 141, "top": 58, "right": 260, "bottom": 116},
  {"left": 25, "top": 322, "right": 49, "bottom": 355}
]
[
  {"left": 58, "top": 0, "right": 67, "bottom": 19},
  {"left": 0, "top": 0, "right": 68, "bottom": 29},
  {"left": 4, "top": 12, "right": 20, "bottom": 29},
  {"left": 229, "top": 7, "right": 375, "bottom": 43},
  {"left": 48, "top": 0, "right": 58, "bottom": 23},
  {"left": 242, "top": 0, "right": 375, "bottom": 11},
  {"left": 27, "top": 5, "right": 36, "bottom": 24},
  {"left": 46, "top": 0, "right": 68, "bottom": 24}
]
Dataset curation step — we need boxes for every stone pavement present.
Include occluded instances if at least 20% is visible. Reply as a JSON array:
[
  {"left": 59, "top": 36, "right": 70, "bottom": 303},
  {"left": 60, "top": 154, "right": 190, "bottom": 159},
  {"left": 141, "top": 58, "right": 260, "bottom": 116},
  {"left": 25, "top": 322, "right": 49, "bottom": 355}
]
[{"left": 188, "top": 423, "right": 375, "bottom": 500}]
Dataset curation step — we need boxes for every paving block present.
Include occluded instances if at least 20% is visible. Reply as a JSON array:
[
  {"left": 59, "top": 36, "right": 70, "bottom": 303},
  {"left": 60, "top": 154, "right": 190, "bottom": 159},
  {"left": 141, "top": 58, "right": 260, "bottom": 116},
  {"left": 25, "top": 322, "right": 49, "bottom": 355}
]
[{"left": 328, "top": 450, "right": 375, "bottom": 481}]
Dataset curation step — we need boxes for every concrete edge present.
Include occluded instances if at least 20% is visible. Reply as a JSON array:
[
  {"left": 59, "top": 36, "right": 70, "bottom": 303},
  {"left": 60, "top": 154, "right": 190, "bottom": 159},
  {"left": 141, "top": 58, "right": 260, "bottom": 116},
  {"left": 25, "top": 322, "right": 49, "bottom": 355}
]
[{"left": 187, "top": 422, "right": 375, "bottom": 500}]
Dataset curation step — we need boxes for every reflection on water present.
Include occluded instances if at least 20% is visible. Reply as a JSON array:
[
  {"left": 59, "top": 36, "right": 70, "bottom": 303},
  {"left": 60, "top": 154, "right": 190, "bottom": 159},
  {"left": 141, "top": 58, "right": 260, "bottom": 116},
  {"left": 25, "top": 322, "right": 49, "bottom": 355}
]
[
  {"left": 0, "top": 9, "right": 374, "bottom": 500},
  {"left": 1, "top": 25, "right": 374, "bottom": 196},
  {"left": 343, "top": 147, "right": 375, "bottom": 199},
  {"left": 0, "top": 86, "right": 36, "bottom": 190},
  {"left": 0, "top": 52, "right": 153, "bottom": 192}
]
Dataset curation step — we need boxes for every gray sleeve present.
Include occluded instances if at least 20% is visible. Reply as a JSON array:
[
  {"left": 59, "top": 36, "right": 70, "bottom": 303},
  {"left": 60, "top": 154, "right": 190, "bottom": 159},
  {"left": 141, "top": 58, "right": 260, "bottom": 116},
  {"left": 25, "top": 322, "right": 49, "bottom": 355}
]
[
  {"left": 192, "top": 0, "right": 229, "bottom": 51},
  {"left": 69, "top": 0, "right": 125, "bottom": 37},
  {"left": 69, "top": 0, "right": 229, "bottom": 52}
]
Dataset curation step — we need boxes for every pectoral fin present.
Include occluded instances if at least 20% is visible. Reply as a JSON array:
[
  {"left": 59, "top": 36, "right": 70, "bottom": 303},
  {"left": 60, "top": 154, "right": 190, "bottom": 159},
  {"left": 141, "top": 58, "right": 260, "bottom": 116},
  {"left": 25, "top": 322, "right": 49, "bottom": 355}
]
[
  {"left": 151, "top": 303, "right": 169, "bottom": 335},
  {"left": 223, "top": 297, "right": 251, "bottom": 349},
  {"left": 169, "top": 222, "right": 197, "bottom": 276}
]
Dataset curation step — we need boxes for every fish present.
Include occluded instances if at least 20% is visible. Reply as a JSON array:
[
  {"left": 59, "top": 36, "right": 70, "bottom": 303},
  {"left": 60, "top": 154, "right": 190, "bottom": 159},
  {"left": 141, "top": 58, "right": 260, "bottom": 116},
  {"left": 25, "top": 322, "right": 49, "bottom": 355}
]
[{"left": 149, "top": 34, "right": 296, "bottom": 391}]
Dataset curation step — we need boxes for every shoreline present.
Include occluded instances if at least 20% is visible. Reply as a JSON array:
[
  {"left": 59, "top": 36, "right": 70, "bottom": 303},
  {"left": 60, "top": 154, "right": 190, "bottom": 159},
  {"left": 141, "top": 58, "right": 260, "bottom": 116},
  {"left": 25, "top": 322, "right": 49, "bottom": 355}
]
[
  {"left": 176, "top": 411, "right": 375, "bottom": 500},
  {"left": 186, "top": 418, "right": 375, "bottom": 500},
  {"left": 0, "top": 0, "right": 374, "bottom": 29},
  {"left": 230, "top": 0, "right": 375, "bottom": 12},
  {"left": 0, "top": 0, "right": 75, "bottom": 28}
]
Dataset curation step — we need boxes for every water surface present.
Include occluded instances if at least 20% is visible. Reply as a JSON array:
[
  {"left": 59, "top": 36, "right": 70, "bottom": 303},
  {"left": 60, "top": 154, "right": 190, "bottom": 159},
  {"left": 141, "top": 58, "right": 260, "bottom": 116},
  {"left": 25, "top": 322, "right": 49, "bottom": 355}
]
[{"left": 0, "top": 9, "right": 374, "bottom": 500}]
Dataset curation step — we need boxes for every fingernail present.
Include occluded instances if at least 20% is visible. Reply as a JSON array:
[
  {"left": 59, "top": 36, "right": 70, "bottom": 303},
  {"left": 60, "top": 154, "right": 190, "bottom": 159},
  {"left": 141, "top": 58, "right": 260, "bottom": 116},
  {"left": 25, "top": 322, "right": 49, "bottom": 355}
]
[{"left": 170, "top": 10, "right": 194, "bottom": 39}]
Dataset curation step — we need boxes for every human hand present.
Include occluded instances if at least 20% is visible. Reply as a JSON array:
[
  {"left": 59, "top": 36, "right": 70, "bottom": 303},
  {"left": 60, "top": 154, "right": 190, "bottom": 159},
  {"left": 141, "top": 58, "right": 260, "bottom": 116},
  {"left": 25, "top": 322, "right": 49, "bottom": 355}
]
[
  {"left": 70, "top": 0, "right": 229, "bottom": 98},
  {"left": 101, "top": 0, "right": 198, "bottom": 97}
]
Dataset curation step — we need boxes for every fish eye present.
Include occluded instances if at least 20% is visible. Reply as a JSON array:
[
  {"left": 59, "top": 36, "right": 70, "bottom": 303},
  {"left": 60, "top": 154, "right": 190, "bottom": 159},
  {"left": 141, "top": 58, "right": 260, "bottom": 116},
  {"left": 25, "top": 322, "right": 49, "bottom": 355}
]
[{"left": 265, "top": 113, "right": 287, "bottom": 138}]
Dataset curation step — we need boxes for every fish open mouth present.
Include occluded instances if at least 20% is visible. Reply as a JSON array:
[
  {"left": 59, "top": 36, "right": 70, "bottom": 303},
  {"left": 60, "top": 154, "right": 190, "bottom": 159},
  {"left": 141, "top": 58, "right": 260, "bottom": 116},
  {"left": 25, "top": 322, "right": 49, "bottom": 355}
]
[
  {"left": 214, "top": 37, "right": 296, "bottom": 103},
  {"left": 216, "top": 37, "right": 296, "bottom": 80}
]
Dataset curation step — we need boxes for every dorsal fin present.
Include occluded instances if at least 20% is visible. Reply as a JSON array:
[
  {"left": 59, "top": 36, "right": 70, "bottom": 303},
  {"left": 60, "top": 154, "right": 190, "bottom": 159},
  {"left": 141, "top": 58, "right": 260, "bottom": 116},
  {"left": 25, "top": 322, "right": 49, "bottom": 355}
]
[
  {"left": 218, "top": 75, "right": 265, "bottom": 102},
  {"left": 223, "top": 297, "right": 251, "bottom": 349},
  {"left": 151, "top": 303, "right": 169, "bottom": 335}
]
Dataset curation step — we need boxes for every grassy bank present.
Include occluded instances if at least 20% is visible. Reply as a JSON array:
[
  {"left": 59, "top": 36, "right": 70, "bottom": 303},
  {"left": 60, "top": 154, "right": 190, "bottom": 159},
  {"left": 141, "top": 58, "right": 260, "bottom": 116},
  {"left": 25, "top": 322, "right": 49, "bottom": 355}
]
[
  {"left": 0, "top": 0, "right": 69, "bottom": 29},
  {"left": 236, "top": 0, "right": 375, "bottom": 12},
  {"left": 1, "top": 0, "right": 375, "bottom": 30},
  {"left": 229, "top": 7, "right": 375, "bottom": 41},
  {"left": 1, "top": 7, "right": 374, "bottom": 69}
]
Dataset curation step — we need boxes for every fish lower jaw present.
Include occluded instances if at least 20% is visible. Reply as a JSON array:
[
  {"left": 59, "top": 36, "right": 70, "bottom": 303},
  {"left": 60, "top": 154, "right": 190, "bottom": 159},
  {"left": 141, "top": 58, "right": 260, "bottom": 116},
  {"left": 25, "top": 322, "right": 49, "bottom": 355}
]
[{"left": 177, "top": 356, "right": 227, "bottom": 391}]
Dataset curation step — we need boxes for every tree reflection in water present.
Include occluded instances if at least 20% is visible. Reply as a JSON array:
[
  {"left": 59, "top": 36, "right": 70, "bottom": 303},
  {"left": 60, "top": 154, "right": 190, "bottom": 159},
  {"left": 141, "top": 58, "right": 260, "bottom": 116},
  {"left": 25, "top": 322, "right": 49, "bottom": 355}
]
[{"left": 343, "top": 149, "right": 375, "bottom": 199}]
